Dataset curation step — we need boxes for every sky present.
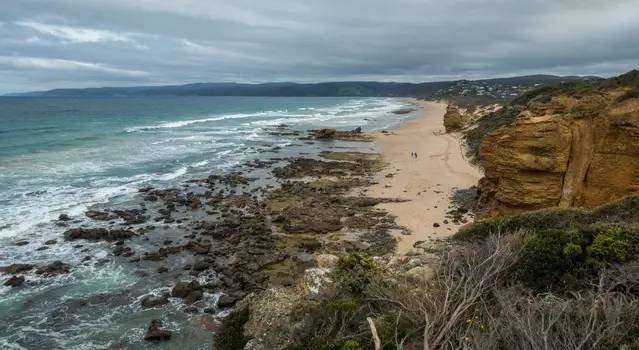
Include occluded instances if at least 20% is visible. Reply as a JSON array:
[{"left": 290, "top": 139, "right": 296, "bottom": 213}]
[{"left": 1, "top": 0, "right": 639, "bottom": 93}]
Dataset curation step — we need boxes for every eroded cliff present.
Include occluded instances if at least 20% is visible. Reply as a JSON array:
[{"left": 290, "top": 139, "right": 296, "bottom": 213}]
[{"left": 476, "top": 72, "right": 639, "bottom": 218}]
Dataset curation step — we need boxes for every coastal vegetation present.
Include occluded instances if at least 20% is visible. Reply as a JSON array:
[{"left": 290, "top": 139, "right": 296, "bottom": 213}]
[{"left": 218, "top": 197, "right": 639, "bottom": 349}]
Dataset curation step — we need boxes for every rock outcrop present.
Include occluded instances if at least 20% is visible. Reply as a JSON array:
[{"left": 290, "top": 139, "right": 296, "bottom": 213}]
[
  {"left": 477, "top": 87, "right": 639, "bottom": 218},
  {"left": 443, "top": 105, "right": 466, "bottom": 132}
]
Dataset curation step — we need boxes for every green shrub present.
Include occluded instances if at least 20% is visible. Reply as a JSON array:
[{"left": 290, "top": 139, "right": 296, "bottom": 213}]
[
  {"left": 455, "top": 196, "right": 639, "bottom": 242},
  {"left": 328, "top": 298, "right": 358, "bottom": 314},
  {"left": 587, "top": 225, "right": 629, "bottom": 262},
  {"left": 215, "top": 307, "right": 251, "bottom": 350},
  {"left": 342, "top": 340, "right": 363, "bottom": 350},
  {"left": 514, "top": 225, "right": 632, "bottom": 292},
  {"left": 336, "top": 253, "right": 378, "bottom": 295}
]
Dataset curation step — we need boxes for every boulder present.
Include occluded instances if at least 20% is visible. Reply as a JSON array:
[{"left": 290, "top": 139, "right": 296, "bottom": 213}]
[
  {"left": 0, "top": 264, "right": 35, "bottom": 274},
  {"left": 44, "top": 239, "right": 58, "bottom": 245},
  {"left": 58, "top": 214, "right": 72, "bottom": 221},
  {"left": 310, "top": 128, "right": 336, "bottom": 139},
  {"left": 315, "top": 254, "right": 339, "bottom": 268},
  {"left": 184, "top": 290, "right": 204, "bottom": 304},
  {"left": 140, "top": 293, "right": 170, "bottom": 308},
  {"left": 4, "top": 275, "right": 25, "bottom": 287},
  {"left": 85, "top": 210, "right": 112, "bottom": 221},
  {"left": 143, "top": 319, "right": 170, "bottom": 341},
  {"left": 63, "top": 228, "right": 134, "bottom": 241},
  {"left": 183, "top": 306, "right": 199, "bottom": 313},
  {"left": 14, "top": 241, "right": 28, "bottom": 246},
  {"left": 192, "top": 261, "right": 209, "bottom": 271},
  {"left": 216, "top": 295, "right": 237, "bottom": 308},
  {"left": 171, "top": 281, "right": 201, "bottom": 299},
  {"left": 35, "top": 261, "right": 70, "bottom": 277},
  {"left": 299, "top": 268, "right": 333, "bottom": 300}
]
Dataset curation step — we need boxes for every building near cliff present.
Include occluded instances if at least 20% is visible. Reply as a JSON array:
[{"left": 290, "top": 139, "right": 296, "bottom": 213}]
[{"left": 474, "top": 70, "right": 639, "bottom": 218}]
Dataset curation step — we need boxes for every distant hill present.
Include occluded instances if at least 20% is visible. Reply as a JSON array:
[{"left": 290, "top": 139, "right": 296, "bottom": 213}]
[{"left": 4, "top": 75, "right": 599, "bottom": 98}]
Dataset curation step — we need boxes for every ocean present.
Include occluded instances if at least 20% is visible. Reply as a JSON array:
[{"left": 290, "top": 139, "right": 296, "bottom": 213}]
[{"left": 0, "top": 96, "right": 418, "bottom": 349}]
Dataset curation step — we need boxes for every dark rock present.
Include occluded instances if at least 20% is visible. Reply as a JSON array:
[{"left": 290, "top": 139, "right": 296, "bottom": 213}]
[
  {"left": 58, "top": 214, "right": 72, "bottom": 221},
  {"left": 143, "top": 195, "right": 158, "bottom": 202},
  {"left": 193, "top": 261, "right": 209, "bottom": 271},
  {"left": 352, "top": 127, "right": 362, "bottom": 133},
  {"left": 157, "top": 267, "right": 169, "bottom": 273},
  {"left": 141, "top": 293, "right": 170, "bottom": 308},
  {"left": 36, "top": 246, "right": 49, "bottom": 251},
  {"left": 171, "top": 281, "right": 201, "bottom": 299},
  {"left": 216, "top": 295, "right": 237, "bottom": 308},
  {"left": 64, "top": 228, "right": 134, "bottom": 241},
  {"left": 3, "top": 275, "right": 25, "bottom": 287},
  {"left": 183, "top": 306, "right": 199, "bottom": 314},
  {"left": 433, "top": 223, "right": 440, "bottom": 228},
  {"left": 85, "top": 210, "right": 112, "bottom": 221},
  {"left": 184, "top": 290, "right": 204, "bottom": 304},
  {"left": 44, "top": 239, "right": 57, "bottom": 245},
  {"left": 0, "top": 264, "right": 35, "bottom": 274},
  {"left": 203, "top": 307, "right": 216, "bottom": 314},
  {"left": 14, "top": 241, "right": 28, "bottom": 246},
  {"left": 138, "top": 187, "right": 155, "bottom": 193},
  {"left": 35, "top": 261, "right": 70, "bottom": 277},
  {"left": 443, "top": 219, "right": 449, "bottom": 224},
  {"left": 144, "top": 319, "right": 170, "bottom": 341}
]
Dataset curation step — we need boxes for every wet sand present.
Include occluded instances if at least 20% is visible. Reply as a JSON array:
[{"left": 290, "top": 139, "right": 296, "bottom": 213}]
[{"left": 368, "top": 100, "right": 482, "bottom": 254}]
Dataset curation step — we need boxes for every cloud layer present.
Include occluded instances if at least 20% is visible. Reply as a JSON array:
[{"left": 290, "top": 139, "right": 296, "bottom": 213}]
[{"left": 1, "top": 0, "right": 638, "bottom": 93}]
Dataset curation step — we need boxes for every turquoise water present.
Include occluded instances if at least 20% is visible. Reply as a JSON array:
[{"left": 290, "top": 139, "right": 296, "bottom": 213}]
[{"left": 0, "top": 96, "right": 416, "bottom": 349}]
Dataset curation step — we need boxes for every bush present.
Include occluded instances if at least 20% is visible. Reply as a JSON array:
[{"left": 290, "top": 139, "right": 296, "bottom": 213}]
[
  {"left": 336, "top": 253, "right": 378, "bottom": 295},
  {"left": 215, "top": 307, "right": 251, "bottom": 350},
  {"left": 455, "top": 196, "right": 639, "bottom": 242},
  {"left": 514, "top": 225, "right": 632, "bottom": 292}
]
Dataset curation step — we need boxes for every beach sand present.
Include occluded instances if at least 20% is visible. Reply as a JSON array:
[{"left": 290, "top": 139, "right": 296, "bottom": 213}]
[{"left": 368, "top": 100, "right": 482, "bottom": 254}]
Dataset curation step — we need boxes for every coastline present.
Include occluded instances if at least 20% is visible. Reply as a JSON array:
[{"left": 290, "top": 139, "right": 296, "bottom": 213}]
[{"left": 368, "top": 99, "right": 482, "bottom": 254}]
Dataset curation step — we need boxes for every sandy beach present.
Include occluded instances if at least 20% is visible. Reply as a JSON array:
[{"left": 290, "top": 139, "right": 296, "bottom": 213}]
[{"left": 368, "top": 100, "right": 482, "bottom": 254}]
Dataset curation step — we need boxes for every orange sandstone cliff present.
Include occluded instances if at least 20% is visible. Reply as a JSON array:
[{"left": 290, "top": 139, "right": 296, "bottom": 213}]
[{"left": 475, "top": 71, "right": 639, "bottom": 218}]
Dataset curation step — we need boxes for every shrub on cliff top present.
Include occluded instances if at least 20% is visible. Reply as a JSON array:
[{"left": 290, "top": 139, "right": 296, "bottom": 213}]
[
  {"left": 514, "top": 225, "right": 632, "bottom": 292},
  {"left": 456, "top": 196, "right": 639, "bottom": 241}
]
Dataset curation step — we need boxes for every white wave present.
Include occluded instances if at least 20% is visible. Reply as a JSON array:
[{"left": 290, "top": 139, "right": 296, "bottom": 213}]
[{"left": 124, "top": 111, "right": 277, "bottom": 132}]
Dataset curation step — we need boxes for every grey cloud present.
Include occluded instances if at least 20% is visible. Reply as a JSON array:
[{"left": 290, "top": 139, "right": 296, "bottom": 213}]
[{"left": 1, "top": 0, "right": 639, "bottom": 93}]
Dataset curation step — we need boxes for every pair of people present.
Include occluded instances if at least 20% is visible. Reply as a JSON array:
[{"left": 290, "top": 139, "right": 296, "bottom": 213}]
[{"left": 410, "top": 152, "right": 418, "bottom": 158}]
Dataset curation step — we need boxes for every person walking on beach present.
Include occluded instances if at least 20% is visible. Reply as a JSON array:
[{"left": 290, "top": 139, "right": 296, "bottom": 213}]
[
  {"left": 411, "top": 152, "right": 414, "bottom": 158},
  {"left": 414, "top": 152, "right": 418, "bottom": 158}
]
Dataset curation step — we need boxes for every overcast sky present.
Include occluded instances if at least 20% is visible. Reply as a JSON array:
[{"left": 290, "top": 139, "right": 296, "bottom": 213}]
[{"left": 1, "top": 0, "right": 638, "bottom": 93}]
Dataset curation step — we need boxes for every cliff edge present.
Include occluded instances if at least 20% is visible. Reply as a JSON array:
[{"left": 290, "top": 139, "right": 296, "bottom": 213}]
[{"left": 474, "top": 70, "right": 639, "bottom": 218}]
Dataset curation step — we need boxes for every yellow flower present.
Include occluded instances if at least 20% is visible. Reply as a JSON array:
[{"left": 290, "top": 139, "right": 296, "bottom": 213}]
[
  {"left": 465, "top": 337, "right": 471, "bottom": 343},
  {"left": 466, "top": 319, "right": 472, "bottom": 324},
  {"left": 479, "top": 323, "right": 485, "bottom": 329}
]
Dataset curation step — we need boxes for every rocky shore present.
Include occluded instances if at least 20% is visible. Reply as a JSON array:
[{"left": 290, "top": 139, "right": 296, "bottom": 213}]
[{"left": 2, "top": 121, "right": 461, "bottom": 347}]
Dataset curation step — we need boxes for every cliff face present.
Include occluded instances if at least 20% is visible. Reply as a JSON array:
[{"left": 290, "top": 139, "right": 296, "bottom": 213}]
[
  {"left": 443, "top": 105, "right": 465, "bottom": 132},
  {"left": 477, "top": 89, "right": 639, "bottom": 218}
]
